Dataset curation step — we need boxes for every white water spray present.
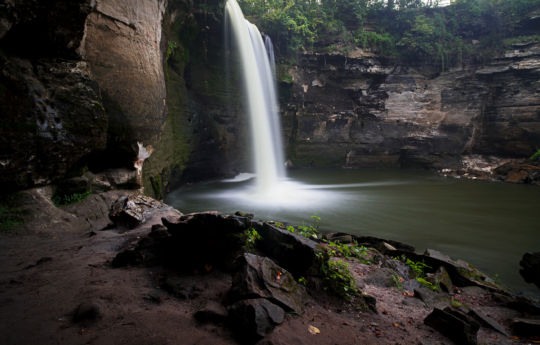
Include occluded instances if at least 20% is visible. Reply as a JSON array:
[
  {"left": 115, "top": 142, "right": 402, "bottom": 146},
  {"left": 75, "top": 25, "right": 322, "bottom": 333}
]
[{"left": 225, "top": 0, "right": 285, "bottom": 193}]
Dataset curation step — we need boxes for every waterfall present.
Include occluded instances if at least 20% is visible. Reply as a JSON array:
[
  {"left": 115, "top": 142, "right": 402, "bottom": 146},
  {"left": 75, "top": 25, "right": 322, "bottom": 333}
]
[
  {"left": 264, "top": 35, "right": 276, "bottom": 78},
  {"left": 224, "top": 0, "right": 285, "bottom": 193}
]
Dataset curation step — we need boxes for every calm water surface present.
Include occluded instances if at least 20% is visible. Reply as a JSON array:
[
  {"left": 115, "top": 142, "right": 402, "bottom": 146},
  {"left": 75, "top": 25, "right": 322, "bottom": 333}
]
[{"left": 166, "top": 168, "right": 540, "bottom": 298}]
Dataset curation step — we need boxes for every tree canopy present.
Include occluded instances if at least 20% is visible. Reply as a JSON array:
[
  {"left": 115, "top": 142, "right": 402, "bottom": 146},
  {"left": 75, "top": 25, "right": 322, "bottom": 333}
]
[{"left": 238, "top": 0, "right": 540, "bottom": 70}]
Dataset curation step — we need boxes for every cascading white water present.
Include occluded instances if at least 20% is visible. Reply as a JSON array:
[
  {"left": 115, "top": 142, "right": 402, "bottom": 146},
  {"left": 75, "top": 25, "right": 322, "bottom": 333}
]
[{"left": 225, "top": 0, "right": 285, "bottom": 192}]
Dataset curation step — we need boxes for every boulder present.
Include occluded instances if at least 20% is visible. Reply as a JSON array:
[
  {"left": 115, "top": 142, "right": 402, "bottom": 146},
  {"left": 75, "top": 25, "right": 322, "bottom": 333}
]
[
  {"left": 102, "top": 169, "right": 139, "bottom": 188},
  {"left": 253, "top": 222, "right": 323, "bottom": 278},
  {"left": 325, "top": 232, "right": 354, "bottom": 244},
  {"left": 161, "top": 212, "right": 250, "bottom": 271},
  {"left": 415, "top": 249, "right": 507, "bottom": 293},
  {"left": 511, "top": 318, "right": 540, "bottom": 337},
  {"left": 468, "top": 307, "right": 509, "bottom": 336},
  {"left": 363, "top": 268, "right": 396, "bottom": 288},
  {"left": 54, "top": 176, "right": 91, "bottom": 198},
  {"left": 109, "top": 194, "right": 165, "bottom": 229},
  {"left": 413, "top": 286, "right": 448, "bottom": 309},
  {"left": 520, "top": 252, "right": 540, "bottom": 289},
  {"left": 228, "top": 298, "right": 285, "bottom": 343},
  {"left": 492, "top": 293, "right": 540, "bottom": 315},
  {"left": 424, "top": 307, "right": 480, "bottom": 345},
  {"left": 353, "top": 236, "right": 415, "bottom": 254},
  {"left": 230, "top": 253, "right": 306, "bottom": 314},
  {"left": 432, "top": 266, "right": 453, "bottom": 292},
  {"left": 381, "top": 257, "right": 412, "bottom": 280}
]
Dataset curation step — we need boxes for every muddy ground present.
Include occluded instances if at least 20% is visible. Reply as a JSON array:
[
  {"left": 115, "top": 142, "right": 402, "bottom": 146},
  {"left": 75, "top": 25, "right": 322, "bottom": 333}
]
[{"left": 0, "top": 188, "right": 537, "bottom": 345}]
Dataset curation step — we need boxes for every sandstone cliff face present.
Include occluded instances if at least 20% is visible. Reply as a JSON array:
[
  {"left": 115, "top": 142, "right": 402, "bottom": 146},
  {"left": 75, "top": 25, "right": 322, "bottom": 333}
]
[
  {"left": 283, "top": 43, "right": 540, "bottom": 171},
  {"left": 1, "top": 0, "right": 246, "bottom": 196},
  {"left": 81, "top": 0, "right": 247, "bottom": 198},
  {"left": 81, "top": 0, "right": 167, "bottom": 168}
]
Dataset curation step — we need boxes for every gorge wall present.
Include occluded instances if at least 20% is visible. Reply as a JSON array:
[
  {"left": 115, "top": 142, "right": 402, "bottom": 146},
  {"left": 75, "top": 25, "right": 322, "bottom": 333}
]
[
  {"left": 0, "top": 0, "right": 247, "bottom": 198},
  {"left": 1, "top": 0, "right": 538, "bottom": 198},
  {"left": 282, "top": 41, "right": 540, "bottom": 171}
]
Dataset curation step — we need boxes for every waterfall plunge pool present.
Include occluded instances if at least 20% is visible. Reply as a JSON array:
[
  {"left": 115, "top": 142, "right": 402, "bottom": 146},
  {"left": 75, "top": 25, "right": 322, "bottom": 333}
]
[{"left": 166, "top": 168, "right": 540, "bottom": 298}]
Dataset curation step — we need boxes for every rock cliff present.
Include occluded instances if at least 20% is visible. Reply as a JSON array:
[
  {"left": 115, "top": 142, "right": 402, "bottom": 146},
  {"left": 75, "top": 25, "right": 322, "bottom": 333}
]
[
  {"left": 282, "top": 41, "right": 540, "bottom": 172},
  {"left": 0, "top": 0, "right": 247, "bottom": 197},
  {"left": 1, "top": 0, "right": 538, "bottom": 196}
]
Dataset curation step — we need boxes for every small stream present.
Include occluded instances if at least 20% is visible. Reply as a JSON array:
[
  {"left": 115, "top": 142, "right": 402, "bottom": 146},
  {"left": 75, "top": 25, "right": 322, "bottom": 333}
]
[{"left": 166, "top": 168, "right": 540, "bottom": 298}]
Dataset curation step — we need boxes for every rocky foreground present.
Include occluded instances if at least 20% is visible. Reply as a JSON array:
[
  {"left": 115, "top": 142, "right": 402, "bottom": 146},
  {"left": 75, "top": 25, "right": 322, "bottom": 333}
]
[{"left": 1, "top": 186, "right": 539, "bottom": 345}]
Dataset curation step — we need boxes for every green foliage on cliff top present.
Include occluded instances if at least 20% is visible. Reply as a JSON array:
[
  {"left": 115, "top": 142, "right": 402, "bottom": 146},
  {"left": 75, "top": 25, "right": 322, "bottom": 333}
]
[{"left": 239, "top": 0, "right": 540, "bottom": 70}]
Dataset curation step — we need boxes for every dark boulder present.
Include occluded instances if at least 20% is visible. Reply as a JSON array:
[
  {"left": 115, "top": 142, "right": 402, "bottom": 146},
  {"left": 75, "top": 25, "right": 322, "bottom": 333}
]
[
  {"left": 353, "top": 236, "right": 415, "bottom": 254},
  {"left": 228, "top": 298, "right": 285, "bottom": 344},
  {"left": 161, "top": 212, "right": 251, "bottom": 271},
  {"left": 111, "top": 224, "right": 172, "bottom": 267},
  {"left": 230, "top": 253, "right": 306, "bottom": 314},
  {"left": 520, "top": 252, "right": 540, "bottom": 289},
  {"left": 109, "top": 194, "right": 166, "bottom": 229},
  {"left": 0, "top": 57, "right": 107, "bottom": 192},
  {"left": 381, "top": 257, "right": 412, "bottom": 280},
  {"left": 424, "top": 307, "right": 480, "bottom": 345},
  {"left": 403, "top": 249, "right": 507, "bottom": 293},
  {"left": 253, "top": 222, "right": 322, "bottom": 278},
  {"left": 468, "top": 307, "right": 509, "bottom": 336},
  {"left": 511, "top": 318, "right": 540, "bottom": 337}
]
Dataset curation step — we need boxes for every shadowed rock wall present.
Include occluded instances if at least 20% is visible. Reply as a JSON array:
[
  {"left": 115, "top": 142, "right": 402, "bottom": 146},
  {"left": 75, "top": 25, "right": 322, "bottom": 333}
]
[{"left": 282, "top": 42, "right": 540, "bottom": 170}]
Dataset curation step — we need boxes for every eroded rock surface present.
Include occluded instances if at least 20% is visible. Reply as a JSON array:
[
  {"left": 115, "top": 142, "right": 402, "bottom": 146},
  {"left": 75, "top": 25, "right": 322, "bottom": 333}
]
[{"left": 283, "top": 43, "right": 540, "bottom": 175}]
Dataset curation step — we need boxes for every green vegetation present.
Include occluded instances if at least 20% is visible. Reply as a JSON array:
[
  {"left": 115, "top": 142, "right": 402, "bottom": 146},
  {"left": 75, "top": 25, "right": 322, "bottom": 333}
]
[
  {"left": 327, "top": 240, "right": 371, "bottom": 264},
  {"left": 392, "top": 273, "right": 404, "bottom": 291},
  {"left": 165, "top": 40, "right": 178, "bottom": 64},
  {"left": 51, "top": 191, "right": 91, "bottom": 206},
  {"left": 318, "top": 254, "right": 359, "bottom": 299},
  {"left": 0, "top": 194, "right": 24, "bottom": 233},
  {"left": 244, "top": 227, "right": 262, "bottom": 250},
  {"left": 530, "top": 149, "right": 540, "bottom": 161},
  {"left": 396, "top": 255, "right": 440, "bottom": 291},
  {"left": 401, "top": 256, "right": 431, "bottom": 277},
  {"left": 239, "top": 0, "right": 540, "bottom": 70},
  {"left": 450, "top": 297, "right": 463, "bottom": 308},
  {"left": 285, "top": 214, "right": 320, "bottom": 238}
]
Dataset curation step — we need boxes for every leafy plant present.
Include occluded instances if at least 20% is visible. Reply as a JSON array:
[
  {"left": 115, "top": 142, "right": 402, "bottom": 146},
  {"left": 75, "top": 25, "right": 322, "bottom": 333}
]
[
  {"left": 327, "top": 240, "right": 370, "bottom": 264},
  {"left": 51, "top": 191, "right": 91, "bottom": 206},
  {"left": 285, "top": 215, "right": 321, "bottom": 239},
  {"left": 416, "top": 277, "right": 439, "bottom": 291},
  {"left": 392, "top": 273, "right": 404, "bottom": 291},
  {"left": 244, "top": 227, "right": 262, "bottom": 250},
  {"left": 529, "top": 149, "right": 540, "bottom": 161},
  {"left": 165, "top": 40, "right": 178, "bottom": 63},
  {"left": 398, "top": 255, "right": 431, "bottom": 277},
  {"left": 450, "top": 297, "right": 463, "bottom": 308},
  {"left": 319, "top": 256, "right": 358, "bottom": 299},
  {"left": 298, "top": 276, "right": 307, "bottom": 286}
]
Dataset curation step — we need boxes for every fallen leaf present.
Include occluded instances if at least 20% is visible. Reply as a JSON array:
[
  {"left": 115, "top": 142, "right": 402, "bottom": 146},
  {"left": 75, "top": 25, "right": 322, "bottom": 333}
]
[
  {"left": 308, "top": 325, "right": 320, "bottom": 335},
  {"left": 204, "top": 264, "right": 212, "bottom": 272},
  {"left": 393, "top": 323, "right": 399, "bottom": 327}
]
